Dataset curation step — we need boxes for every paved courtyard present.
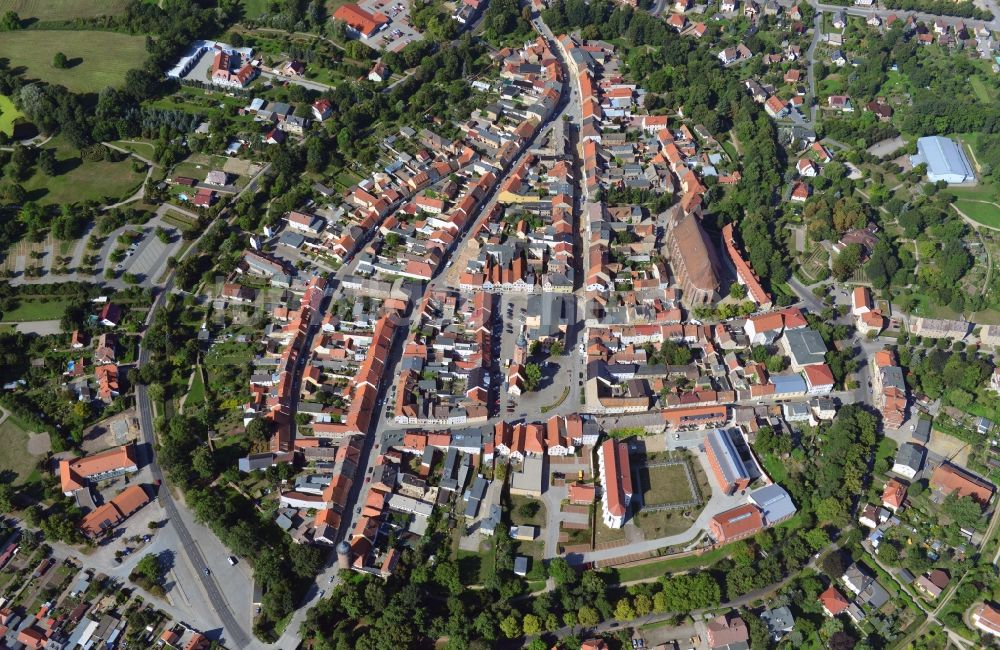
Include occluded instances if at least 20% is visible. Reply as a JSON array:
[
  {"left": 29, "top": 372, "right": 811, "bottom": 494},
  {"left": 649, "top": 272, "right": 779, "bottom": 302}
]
[{"left": 358, "top": 0, "right": 424, "bottom": 52}]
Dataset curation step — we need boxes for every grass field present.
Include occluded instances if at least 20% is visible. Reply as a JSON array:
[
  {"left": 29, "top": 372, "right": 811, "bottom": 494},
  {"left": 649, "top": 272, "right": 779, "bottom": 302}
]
[
  {"left": 0, "top": 31, "right": 147, "bottom": 93},
  {"left": 971, "top": 76, "right": 997, "bottom": 103},
  {"left": 241, "top": 0, "right": 271, "bottom": 18},
  {"left": 0, "top": 416, "right": 41, "bottom": 484},
  {"left": 186, "top": 369, "right": 206, "bottom": 406},
  {"left": 955, "top": 199, "right": 1000, "bottom": 228},
  {"left": 0, "top": 0, "right": 129, "bottom": 20},
  {"left": 613, "top": 545, "right": 730, "bottom": 582},
  {"left": 0, "top": 94, "right": 23, "bottom": 137},
  {"left": 637, "top": 463, "right": 695, "bottom": 506},
  {"left": 19, "top": 136, "right": 146, "bottom": 205},
  {"left": 1, "top": 297, "right": 72, "bottom": 321}
]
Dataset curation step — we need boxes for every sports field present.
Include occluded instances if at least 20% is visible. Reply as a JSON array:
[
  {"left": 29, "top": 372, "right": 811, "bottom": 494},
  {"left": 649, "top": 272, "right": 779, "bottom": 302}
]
[
  {"left": 0, "top": 31, "right": 147, "bottom": 93},
  {"left": 0, "top": 0, "right": 129, "bottom": 20},
  {"left": 0, "top": 94, "right": 23, "bottom": 137}
]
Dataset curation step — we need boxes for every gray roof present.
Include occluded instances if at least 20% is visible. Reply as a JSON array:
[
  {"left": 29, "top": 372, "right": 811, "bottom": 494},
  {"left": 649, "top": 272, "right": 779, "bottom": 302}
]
[
  {"left": 239, "top": 453, "right": 274, "bottom": 473},
  {"left": 913, "top": 136, "right": 974, "bottom": 181},
  {"left": 513, "top": 556, "right": 529, "bottom": 575},
  {"left": 859, "top": 579, "right": 891, "bottom": 608},
  {"left": 895, "top": 442, "right": 925, "bottom": 471},
  {"left": 913, "top": 418, "right": 931, "bottom": 443},
  {"left": 771, "top": 373, "right": 808, "bottom": 394},
  {"left": 706, "top": 429, "right": 751, "bottom": 486},
  {"left": 749, "top": 484, "right": 797, "bottom": 524},
  {"left": 881, "top": 365, "right": 905, "bottom": 391},
  {"left": 784, "top": 328, "right": 828, "bottom": 365},
  {"left": 760, "top": 606, "right": 794, "bottom": 634}
]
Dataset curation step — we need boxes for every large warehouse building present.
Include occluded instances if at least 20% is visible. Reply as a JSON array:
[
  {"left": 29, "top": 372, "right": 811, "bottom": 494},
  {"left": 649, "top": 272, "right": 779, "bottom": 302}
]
[{"left": 910, "top": 136, "right": 975, "bottom": 184}]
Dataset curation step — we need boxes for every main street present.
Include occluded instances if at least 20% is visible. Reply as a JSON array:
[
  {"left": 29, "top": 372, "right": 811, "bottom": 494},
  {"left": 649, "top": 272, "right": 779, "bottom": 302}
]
[{"left": 269, "top": 12, "right": 581, "bottom": 648}]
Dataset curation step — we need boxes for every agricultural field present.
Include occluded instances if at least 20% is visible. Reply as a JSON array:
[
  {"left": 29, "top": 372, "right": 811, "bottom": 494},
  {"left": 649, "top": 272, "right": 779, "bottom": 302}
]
[
  {"left": 20, "top": 136, "right": 147, "bottom": 205},
  {"left": 0, "top": 94, "right": 24, "bottom": 137},
  {"left": 0, "top": 31, "right": 147, "bottom": 93},
  {"left": 0, "top": 0, "right": 129, "bottom": 20}
]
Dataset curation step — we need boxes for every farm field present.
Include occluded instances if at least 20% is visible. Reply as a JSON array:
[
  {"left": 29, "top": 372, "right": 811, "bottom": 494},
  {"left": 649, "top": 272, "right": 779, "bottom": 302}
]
[
  {"left": 0, "top": 0, "right": 128, "bottom": 20},
  {"left": 0, "top": 95, "right": 23, "bottom": 137},
  {"left": 0, "top": 31, "right": 147, "bottom": 93},
  {"left": 20, "top": 136, "right": 147, "bottom": 205}
]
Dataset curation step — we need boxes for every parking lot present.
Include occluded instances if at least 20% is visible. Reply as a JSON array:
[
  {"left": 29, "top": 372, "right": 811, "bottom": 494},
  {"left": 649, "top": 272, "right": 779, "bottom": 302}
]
[{"left": 359, "top": 0, "right": 424, "bottom": 52}]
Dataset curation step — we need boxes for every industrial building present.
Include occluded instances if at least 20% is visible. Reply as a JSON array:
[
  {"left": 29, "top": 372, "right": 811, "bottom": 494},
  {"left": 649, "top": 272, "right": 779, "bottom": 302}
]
[{"left": 910, "top": 136, "right": 975, "bottom": 184}]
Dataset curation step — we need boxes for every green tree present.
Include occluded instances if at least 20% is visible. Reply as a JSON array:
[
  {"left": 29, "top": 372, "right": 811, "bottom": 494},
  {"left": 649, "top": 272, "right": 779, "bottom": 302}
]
[
  {"left": 0, "top": 11, "right": 19, "bottom": 30},
  {"left": 134, "top": 553, "right": 162, "bottom": 585},
  {"left": 943, "top": 494, "right": 984, "bottom": 529},
  {"left": 577, "top": 606, "right": 599, "bottom": 626},
  {"left": 523, "top": 363, "right": 542, "bottom": 392},
  {"left": 37, "top": 149, "right": 57, "bottom": 176},
  {"left": 191, "top": 445, "right": 216, "bottom": 480},
  {"left": 521, "top": 614, "right": 541, "bottom": 635},
  {"left": 614, "top": 598, "right": 634, "bottom": 620},
  {"left": 246, "top": 418, "right": 270, "bottom": 444},
  {"left": 499, "top": 614, "right": 521, "bottom": 638},
  {"left": 548, "top": 557, "right": 575, "bottom": 585},
  {"left": 52, "top": 52, "right": 69, "bottom": 69},
  {"left": 0, "top": 484, "right": 14, "bottom": 513},
  {"left": 729, "top": 283, "right": 747, "bottom": 299}
]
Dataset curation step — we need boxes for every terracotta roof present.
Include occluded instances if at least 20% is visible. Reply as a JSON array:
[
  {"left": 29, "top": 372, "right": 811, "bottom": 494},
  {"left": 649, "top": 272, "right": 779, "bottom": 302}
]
[
  {"left": 333, "top": 3, "right": 388, "bottom": 36},
  {"left": 601, "top": 439, "right": 632, "bottom": 517},
  {"left": 709, "top": 503, "right": 763, "bottom": 541},
  {"left": 819, "top": 584, "right": 850, "bottom": 615},
  {"left": 803, "top": 363, "right": 835, "bottom": 387},
  {"left": 748, "top": 312, "right": 784, "bottom": 333},
  {"left": 671, "top": 211, "right": 720, "bottom": 293},
  {"left": 930, "top": 464, "right": 994, "bottom": 505},
  {"left": 882, "top": 478, "right": 907, "bottom": 509},
  {"left": 59, "top": 445, "right": 136, "bottom": 493}
]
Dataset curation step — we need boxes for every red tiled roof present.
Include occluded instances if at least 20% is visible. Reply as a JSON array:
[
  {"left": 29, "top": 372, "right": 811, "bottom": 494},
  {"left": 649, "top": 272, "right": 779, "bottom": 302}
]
[{"left": 819, "top": 584, "right": 850, "bottom": 615}]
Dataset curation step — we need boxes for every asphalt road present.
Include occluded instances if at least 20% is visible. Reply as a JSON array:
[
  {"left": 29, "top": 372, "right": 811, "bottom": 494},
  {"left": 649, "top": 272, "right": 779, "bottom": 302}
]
[
  {"left": 131, "top": 165, "right": 271, "bottom": 648},
  {"left": 136, "top": 284, "right": 252, "bottom": 649}
]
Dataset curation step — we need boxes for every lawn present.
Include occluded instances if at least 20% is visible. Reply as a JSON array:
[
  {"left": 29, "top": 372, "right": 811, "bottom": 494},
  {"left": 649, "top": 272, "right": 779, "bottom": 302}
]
[
  {"left": 110, "top": 140, "right": 157, "bottom": 161},
  {"left": 186, "top": 369, "right": 206, "bottom": 407},
  {"left": 636, "top": 463, "right": 696, "bottom": 507},
  {"left": 0, "top": 31, "right": 147, "bottom": 93},
  {"left": 613, "top": 545, "right": 731, "bottom": 582},
  {"left": 954, "top": 199, "right": 1000, "bottom": 228},
  {"left": 0, "top": 94, "right": 23, "bottom": 137},
  {"left": 1, "top": 297, "right": 72, "bottom": 321},
  {"left": 510, "top": 495, "right": 545, "bottom": 528},
  {"left": 0, "top": 416, "right": 41, "bottom": 484},
  {"left": 0, "top": 0, "right": 129, "bottom": 20},
  {"left": 20, "top": 136, "right": 147, "bottom": 205},
  {"left": 971, "top": 76, "right": 997, "bottom": 103},
  {"left": 632, "top": 508, "right": 699, "bottom": 538},
  {"left": 240, "top": 0, "right": 271, "bottom": 18}
]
